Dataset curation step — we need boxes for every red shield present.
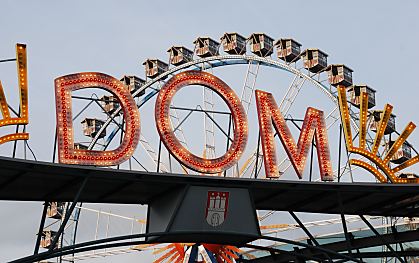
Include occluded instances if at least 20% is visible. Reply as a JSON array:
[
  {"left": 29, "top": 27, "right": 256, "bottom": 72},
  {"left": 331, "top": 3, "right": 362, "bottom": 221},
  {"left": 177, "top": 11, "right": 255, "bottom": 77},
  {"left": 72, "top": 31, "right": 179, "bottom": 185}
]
[{"left": 205, "top": 191, "right": 229, "bottom": 227}]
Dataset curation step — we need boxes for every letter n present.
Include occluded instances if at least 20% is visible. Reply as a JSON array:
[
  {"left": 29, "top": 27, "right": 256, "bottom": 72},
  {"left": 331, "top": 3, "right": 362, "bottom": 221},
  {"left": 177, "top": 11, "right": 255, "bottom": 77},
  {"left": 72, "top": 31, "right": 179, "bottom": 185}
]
[{"left": 255, "top": 90, "right": 333, "bottom": 181}]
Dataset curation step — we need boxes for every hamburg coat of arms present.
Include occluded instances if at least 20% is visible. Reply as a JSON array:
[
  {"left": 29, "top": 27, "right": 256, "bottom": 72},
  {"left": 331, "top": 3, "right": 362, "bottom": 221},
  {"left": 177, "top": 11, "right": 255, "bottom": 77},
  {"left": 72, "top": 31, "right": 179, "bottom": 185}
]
[{"left": 205, "top": 191, "right": 229, "bottom": 227}]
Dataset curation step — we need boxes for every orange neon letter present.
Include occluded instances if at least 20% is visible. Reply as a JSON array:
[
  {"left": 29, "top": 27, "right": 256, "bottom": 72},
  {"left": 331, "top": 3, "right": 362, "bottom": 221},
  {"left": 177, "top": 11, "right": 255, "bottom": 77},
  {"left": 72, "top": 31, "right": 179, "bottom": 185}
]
[
  {"left": 55, "top": 72, "right": 140, "bottom": 166},
  {"left": 155, "top": 70, "right": 248, "bottom": 174},
  {"left": 0, "top": 44, "right": 29, "bottom": 144},
  {"left": 255, "top": 90, "right": 333, "bottom": 180}
]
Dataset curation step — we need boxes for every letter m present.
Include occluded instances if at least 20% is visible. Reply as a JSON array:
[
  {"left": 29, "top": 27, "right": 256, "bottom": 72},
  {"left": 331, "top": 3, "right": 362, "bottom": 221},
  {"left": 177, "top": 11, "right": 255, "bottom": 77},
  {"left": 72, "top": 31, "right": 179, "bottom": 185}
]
[{"left": 255, "top": 90, "right": 333, "bottom": 181}]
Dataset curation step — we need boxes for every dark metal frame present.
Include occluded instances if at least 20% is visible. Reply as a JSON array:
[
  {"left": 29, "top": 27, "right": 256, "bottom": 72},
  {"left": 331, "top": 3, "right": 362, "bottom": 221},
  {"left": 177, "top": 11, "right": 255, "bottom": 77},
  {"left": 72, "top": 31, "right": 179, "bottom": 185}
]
[
  {"left": 16, "top": 231, "right": 367, "bottom": 263},
  {"left": 34, "top": 101, "right": 415, "bottom": 261},
  {"left": 36, "top": 69, "right": 417, "bottom": 263},
  {"left": 18, "top": 225, "right": 419, "bottom": 263}
]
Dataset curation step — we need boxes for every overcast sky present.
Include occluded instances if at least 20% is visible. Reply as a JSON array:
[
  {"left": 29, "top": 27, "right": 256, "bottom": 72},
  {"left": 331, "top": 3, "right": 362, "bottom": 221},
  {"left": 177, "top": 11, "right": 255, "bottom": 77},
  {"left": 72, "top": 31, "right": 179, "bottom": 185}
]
[{"left": 1, "top": 0, "right": 419, "bottom": 262}]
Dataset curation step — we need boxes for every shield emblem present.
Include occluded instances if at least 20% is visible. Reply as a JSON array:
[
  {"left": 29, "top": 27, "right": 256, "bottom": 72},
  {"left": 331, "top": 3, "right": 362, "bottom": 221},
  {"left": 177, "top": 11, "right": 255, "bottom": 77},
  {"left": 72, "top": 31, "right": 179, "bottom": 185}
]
[{"left": 205, "top": 191, "right": 229, "bottom": 227}]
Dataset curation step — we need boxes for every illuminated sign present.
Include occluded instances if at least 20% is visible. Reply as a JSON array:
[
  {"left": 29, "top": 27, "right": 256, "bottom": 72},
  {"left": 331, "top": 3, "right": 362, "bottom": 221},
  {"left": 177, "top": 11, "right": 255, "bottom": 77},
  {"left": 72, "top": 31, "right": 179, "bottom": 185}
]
[
  {"left": 255, "top": 90, "right": 333, "bottom": 180},
  {"left": 1, "top": 41, "right": 413, "bottom": 183},
  {"left": 54, "top": 70, "right": 333, "bottom": 181},
  {"left": 337, "top": 86, "right": 419, "bottom": 183},
  {"left": 155, "top": 71, "right": 248, "bottom": 174},
  {"left": 51, "top": 70, "right": 419, "bottom": 183},
  {"left": 55, "top": 73, "right": 140, "bottom": 166},
  {"left": 0, "top": 44, "right": 29, "bottom": 144}
]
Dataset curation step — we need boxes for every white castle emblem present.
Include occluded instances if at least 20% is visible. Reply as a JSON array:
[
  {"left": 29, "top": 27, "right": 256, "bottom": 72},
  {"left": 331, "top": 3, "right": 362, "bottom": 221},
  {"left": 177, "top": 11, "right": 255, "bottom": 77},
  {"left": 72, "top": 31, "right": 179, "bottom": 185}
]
[{"left": 205, "top": 191, "right": 229, "bottom": 227}]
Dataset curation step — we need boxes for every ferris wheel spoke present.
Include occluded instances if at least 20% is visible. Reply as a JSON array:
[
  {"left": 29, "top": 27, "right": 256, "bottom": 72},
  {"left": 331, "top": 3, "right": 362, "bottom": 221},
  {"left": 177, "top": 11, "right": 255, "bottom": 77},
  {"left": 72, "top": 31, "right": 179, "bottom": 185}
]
[
  {"left": 279, "top": 74, "right": 306, "bottom": 116},
  {"left": 235, "top": 62, "right": 262, "bottom": 178},
  {"left": 139, "top": 134, "right": 169, "bottom": 173},
  {"left": 169, "top": 106, "right": 189, "bottom": 149},
  {"left": 199, "top": 62, "right": 217, "bottom": 160},
  {"left": 335, "top": 161, "right": 359, "bottom": 182},
  {"left": 203, "top": 87, "right": 216, "bottom": 159},
  {"left": 325, "top": 106, "right": 340, "bottom": 129},
  {"left": 169, "top": 107, "right": 194, "bottom": 175},
  {"left": 239, "top": 153, "right": 257, "bottom": 178},
  {"left": 240, "top": 60, "right": 260, "bottom": 114}
]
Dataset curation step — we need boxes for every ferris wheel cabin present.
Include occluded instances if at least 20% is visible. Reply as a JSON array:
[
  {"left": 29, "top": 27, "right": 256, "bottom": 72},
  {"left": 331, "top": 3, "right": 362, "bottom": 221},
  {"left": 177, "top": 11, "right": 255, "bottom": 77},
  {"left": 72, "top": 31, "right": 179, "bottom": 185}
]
[
  {"left": 167, "top": 46, "right": 194, "bottom": 66},
  {"left": 46, "top": 202, "right": 65, "bottom": 219},
  {"left": 81, "top": 118, "right": 106, "bottom": 139},
  {"left": 369, "top": 111, "right": 396, "bottom": 135},
  {"left": 100, "top": 95, "right": 119, "bottom": 114},
  {"left": 399, "top": 173, "right": 419, "bottom": 180},
  {"left": 74, "top": 143, "right": 88, "bottom": 150},
  {"left": 120, "top": 75, "right": 145, "bottom": 94},
  {"left": 347, "top": 85, "right": 376, "bottom": 109},
  {"left": 193, "top": 37, "right": 220, "bottom": 57},
  {"left": 220, "top": 32, "right": 247, "bottom": 55},
  {"left": 142, "top": 59, "right": 168, "bottom": 79},
  {"left": 100, "top": 75, "right": 144, "bottom": 115},
  {"left": 327, "top": 64, "right": 353, "bottom": 87},
  {"left": 274, "top": 38, "right": 302, "bottom": 62},
  {"left": 40, "top": 230, "right": 58, "bottom": 249},
  {"left": 301, "top": 48, "right": 328, "bottom": 73},
  {"left": 248, "top": 33, "right": 274, "bottom": 57},
  {"left": 389, "top": 141, "right": 412, "bottom": 164}
]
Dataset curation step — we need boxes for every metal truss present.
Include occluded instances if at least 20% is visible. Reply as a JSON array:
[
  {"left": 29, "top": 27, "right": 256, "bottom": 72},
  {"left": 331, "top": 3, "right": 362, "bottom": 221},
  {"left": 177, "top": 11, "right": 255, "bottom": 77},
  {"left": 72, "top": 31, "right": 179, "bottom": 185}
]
[
  {"left": 278, "top": 74, "right": 305, "bottom": 117},
  {"left": 87, "top": 54, "right": 358, "bottom": 150},
  {"left": 202, "top": 63, "right": 217, "bottom": 161},
  {"left": 240, "top": 60, "right": 260, "bottom": 114},
  {"left": 17, "top": 221, "right": 419, "bottom": 263}
]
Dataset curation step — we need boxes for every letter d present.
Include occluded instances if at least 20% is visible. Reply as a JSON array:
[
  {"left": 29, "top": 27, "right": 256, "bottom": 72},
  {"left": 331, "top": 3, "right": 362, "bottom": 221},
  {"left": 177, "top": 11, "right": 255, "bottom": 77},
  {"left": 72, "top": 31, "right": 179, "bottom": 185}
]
[{"left": 55, "top": 72, "right": 140, "bottom": 166}]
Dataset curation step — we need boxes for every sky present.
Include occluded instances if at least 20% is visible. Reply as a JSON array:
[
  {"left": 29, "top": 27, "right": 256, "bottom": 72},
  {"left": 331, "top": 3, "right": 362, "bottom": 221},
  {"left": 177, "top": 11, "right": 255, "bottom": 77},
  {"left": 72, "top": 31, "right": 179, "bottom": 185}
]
[{"left": 1, "top": 0, "right": 419, "bottom": 262}]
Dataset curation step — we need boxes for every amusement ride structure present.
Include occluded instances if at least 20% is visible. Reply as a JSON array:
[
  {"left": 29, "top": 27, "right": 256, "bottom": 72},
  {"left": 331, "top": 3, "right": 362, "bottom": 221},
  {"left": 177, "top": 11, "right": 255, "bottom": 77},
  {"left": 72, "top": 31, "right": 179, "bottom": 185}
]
[{"left": 0, "top": 32, "right": 418, "bottom": 262}]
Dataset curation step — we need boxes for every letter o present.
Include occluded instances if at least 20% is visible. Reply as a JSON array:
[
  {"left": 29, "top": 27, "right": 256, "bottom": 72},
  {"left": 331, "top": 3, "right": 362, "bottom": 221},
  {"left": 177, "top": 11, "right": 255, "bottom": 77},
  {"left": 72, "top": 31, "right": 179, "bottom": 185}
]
[{"left": 155, "top": 70, "right": 248, "bottom": 174}]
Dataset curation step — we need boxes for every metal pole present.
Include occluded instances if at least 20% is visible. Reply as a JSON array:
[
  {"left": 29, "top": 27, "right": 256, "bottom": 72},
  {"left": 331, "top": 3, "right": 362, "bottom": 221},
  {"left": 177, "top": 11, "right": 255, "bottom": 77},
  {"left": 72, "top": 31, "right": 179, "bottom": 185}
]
[
  {"left": 34, "top": 202, "right": 49, "bottom": 254},
  {"left": 156, "top": 140, "right": 162, "bottom": 173},
  {"left": 359, "top": 215, "right": 405, "bottom": 263},
  {"left": 117, "top": 118, "right": 125, "bottom": 170},
  {"left": 338, "top": 192, "right": 354, "bottom": 258},
  {"left": 289, "top": 211, "right": 333, "bottom": 262},
  {"left": 289, "top": 212, "right": 318, "bottom": 245},
  {"left": 338, "top": 124, "right": 343, "bottom": 182},
  {"left": 169, "top": 153, "right": 172, "bottom": 173},
  {"left": 52, "top": 128, "right": 58, "bottom": 163},
  {"left": 224, "top": 115, "right": 232, "bottom": 177},
  {"left": 392, "top": 226, "right": 408, "bottom": 263},
  {"left": 309, "top": 137, "right": 314, "bottom": 182},
  {"left": 48, "top": 177, "right": 89, "bottom": 252},
  {"left": 255, "top": 132, "right": 261, "bottom": 179},
  {"left": 0, "top": 58, "right": 16, "bottom": 63},
  {"left": 23, "top": 126, "right": 27, "bottom": 159},
  {"left": 69, "top": 203, "right": 82, "bottom": 263},
  {"left": 12, "top": 127, "right": 20, "bottom": 158}
]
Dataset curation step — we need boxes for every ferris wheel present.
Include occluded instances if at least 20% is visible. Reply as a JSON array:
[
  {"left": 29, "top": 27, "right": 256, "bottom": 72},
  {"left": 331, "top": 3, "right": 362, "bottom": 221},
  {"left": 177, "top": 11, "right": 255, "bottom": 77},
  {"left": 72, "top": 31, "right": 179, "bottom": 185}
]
[{"left": 33, "top": 32, "right": 419, "bottom": 262}]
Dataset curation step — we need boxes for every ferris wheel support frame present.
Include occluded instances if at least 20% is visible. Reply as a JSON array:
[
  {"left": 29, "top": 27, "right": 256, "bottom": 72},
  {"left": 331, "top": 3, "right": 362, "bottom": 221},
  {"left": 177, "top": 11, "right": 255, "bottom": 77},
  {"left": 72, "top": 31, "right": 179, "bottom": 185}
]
[{"left": 87, "top": 54, "right": 357, "bottom": 150}]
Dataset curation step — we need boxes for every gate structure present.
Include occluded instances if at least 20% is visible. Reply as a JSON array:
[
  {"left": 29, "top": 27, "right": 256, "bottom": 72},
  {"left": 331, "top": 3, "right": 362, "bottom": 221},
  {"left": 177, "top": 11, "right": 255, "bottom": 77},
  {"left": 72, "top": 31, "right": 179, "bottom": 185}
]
[{"left": 0, "top": 33, "right": 418, "bottom": 262}]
